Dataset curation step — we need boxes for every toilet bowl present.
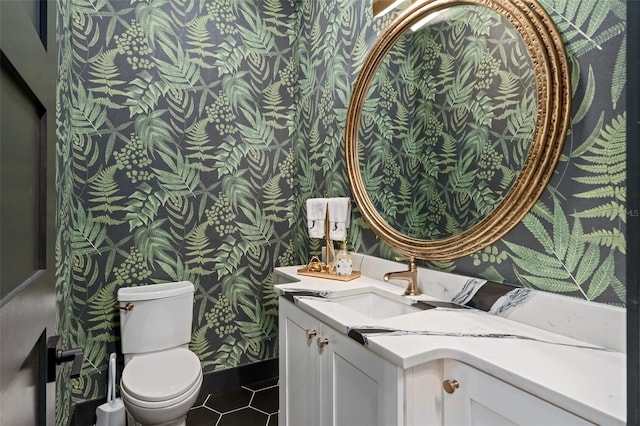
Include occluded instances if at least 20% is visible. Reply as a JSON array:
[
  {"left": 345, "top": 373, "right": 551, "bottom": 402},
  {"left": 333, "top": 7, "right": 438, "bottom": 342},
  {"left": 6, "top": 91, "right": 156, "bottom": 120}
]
[
  {"left": 117, "top": 282, "right": 203, "bottom": 426},
  {"left": 120, "top": 348, "right": 202, "bottom": 426}
]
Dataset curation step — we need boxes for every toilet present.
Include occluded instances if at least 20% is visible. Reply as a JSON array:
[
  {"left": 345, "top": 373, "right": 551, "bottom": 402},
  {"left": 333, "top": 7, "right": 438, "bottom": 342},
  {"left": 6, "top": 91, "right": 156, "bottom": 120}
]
[{"left": 117, "top": 281, "right": 203, "bottom": 426}]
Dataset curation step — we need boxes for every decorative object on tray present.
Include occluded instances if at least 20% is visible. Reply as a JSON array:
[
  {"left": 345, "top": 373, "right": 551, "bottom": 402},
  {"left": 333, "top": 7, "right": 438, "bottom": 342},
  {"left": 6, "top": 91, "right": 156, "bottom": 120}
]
[{"left": 299, "top": 198, "right": 360, "bottom": 281}]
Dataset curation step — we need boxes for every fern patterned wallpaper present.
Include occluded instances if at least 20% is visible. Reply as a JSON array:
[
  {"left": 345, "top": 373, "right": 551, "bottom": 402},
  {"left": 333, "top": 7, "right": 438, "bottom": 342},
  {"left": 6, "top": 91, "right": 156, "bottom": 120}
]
[{"left": 54, "top": 0, "right": 626, "bottom": 423}]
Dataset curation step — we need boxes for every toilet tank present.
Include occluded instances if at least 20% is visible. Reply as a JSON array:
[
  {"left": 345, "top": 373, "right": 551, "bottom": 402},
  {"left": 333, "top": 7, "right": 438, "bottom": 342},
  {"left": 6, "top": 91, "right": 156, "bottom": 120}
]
[{"left": 118, "top": 281, "right": 194, "bottom": 355}]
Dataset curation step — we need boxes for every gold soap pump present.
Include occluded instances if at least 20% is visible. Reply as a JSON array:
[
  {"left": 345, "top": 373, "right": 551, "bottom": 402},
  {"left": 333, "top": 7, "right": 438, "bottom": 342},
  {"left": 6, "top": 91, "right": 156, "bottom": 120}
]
[{"left": 335, "top": 239, "right": 353, "bottom": 277}]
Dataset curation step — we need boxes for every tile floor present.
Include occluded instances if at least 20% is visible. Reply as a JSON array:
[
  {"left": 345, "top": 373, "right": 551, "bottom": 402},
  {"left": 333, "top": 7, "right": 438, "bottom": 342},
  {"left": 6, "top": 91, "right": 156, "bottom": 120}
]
[{"left": 187, "top": 377, "right": 279, "bottom": 426}]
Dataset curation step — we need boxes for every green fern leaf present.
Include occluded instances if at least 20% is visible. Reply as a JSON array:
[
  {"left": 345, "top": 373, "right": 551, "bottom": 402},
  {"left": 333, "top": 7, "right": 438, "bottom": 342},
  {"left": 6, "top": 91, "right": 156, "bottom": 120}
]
[
  {"left": 214, "top": 36, "right": 246, "bottom": 76},
  {"left": 586, "top": 251, "right": 615, "bottom": 300},
  {"left": 124, "top": 71, "right": 169, "bottom": 116},
  {"left": 214, "top": 236, "right": 251, "bottom": 279},
  {"left": 262, "top": 175, "right": 289, "bottom": 222},
  {"left": 71, "top": 204, "right": 107, "bottom": 255},
  {"left": 71, "top": 83, "right": 107, "bottom": 135},
  {"left": 134, "top": 1, "right": 174, "bottom": 49},
  {"left": 88, "top": 166, "right": 126, "bottom": 217},
  {"left": 519, "top": 276, "right": 580, "bottom": 293},
  {"left": 134, "top": 110, "right": 175, "bottom": 155},
  {"left": 507, "top": 246, "right": 571, "bottom": 279},
  {"left": 540, "top": 0, "right": 600, "bottom": 53},
  {"left": 185, "top": 223, "right": 215, "bottom": 276},
  {"left": 221, "top": 269, "right": 256, "bottom": 310},
  {"left": 134, "top": 219, "right": 176, "bottom": 266},
  {"left": 574, "top": 185, "right": 622, "bottom": 200},
  {"left": 236, "top": 301, "right": 275, "bottom": 342},
  {"left": 222, "top": 173, "right": 255, "bottom": 211},
  {"left": 124, "top": 183, "right": 168, "bottom": 231},
  {"left": 237, "top": 205, "right": 275, "bottom": 247},
  {"left": 190, "top": 324, "right": 214, "bottom": 362},
  {"left": 572, "top": 66, "right": 595, "bottom": 123},
  {"left": 87, "top": 281, "right": 119, "bottom": 333},
  {"left": 444, "top": 66, "right": 474, "bottom": 108},
  {"left": 574, "top": 172, "right": 625, "bottom": 186},
  {"left": 236, "top": 107, "right": 276, "bottom": 147},
  {"left": 566, "top": 112, "right": 604, "bottom": 159},
  {"left": 153, "top": 151, "right": 200, "bottom": 197},
  {"left": 506, "top": 196, "right": 624, "bottom": 300},
  {"left": 185, "top": 119, "right": 216, "bottom": 167},
  {"left": 578, "top": 229, "right": 626, "bottom": 253},
  {"left": 156, "top": 256, "right": 199, "bottom": 284},
  {"left": 564, "top": 212, "right": 586, "bottom": 272},
  {"left": 611, "top": 34, "right": 626, "bottom": 109},
  {"left": 573, "top": 242, "right": 600, "bottom": 286},
  {"left": 154, "top": 47, "right": 200, "bottom": 90},
  {"left": 212, "top": 335, "right": 245, "bottom": 369},
  {"left": 88, "top": 49, "right": 127, "bottom": 97},
  {"left": 571, "top": 202, "right": 626, "bottom": 221},
  {"left": 185, "top": 16, "right": 217, "bottom": 63},
  {"left": 222, "top": 71, "right": 254, "bottom": 111},
  {"left": 166, "top": 195, "right": 194, "bottom": 240}
]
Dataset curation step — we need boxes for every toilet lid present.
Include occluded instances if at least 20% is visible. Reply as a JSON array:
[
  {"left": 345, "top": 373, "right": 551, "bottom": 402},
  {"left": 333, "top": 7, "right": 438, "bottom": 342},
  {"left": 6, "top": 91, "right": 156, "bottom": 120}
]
[{"left": 121, "top": 348, "right": 202, "bottom": 402}]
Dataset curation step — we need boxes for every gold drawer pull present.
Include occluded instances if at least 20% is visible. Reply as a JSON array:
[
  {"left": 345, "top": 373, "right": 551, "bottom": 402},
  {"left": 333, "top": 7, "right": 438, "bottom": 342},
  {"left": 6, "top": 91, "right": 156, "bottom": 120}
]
[
  {"left": 305, "top": 329, "right": 317, "bottom": 339},
  {"left": 443, "top": 379, "right": 460, "bottom": 394},
  {"left": 317, "top": 337, "right": 329, "bottom": 348}
]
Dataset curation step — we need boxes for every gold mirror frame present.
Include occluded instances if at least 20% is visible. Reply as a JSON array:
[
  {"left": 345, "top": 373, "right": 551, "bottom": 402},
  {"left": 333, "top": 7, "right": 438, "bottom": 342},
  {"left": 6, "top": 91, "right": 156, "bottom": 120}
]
[{"left": 345, "top": 0, "right": 571, "bottom": 260}]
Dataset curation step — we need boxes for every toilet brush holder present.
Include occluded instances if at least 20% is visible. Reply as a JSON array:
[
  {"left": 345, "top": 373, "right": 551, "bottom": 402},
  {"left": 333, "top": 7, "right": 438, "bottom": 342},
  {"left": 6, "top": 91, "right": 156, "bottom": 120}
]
[{"left": 95, "top": 353, "right": 126, "bottom": 426}]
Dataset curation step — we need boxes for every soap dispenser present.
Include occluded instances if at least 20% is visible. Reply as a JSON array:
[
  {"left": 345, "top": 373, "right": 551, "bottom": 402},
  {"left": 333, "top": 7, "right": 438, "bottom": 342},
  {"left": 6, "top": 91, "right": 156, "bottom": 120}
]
[{"left": 335, "top": 239, "right": 353, "bottom": 277}]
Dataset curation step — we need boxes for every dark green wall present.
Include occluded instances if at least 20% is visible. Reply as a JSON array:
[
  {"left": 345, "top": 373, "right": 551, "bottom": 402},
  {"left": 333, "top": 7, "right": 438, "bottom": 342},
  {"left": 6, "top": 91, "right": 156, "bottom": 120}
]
[
  {"left": 55, "top": 0, "right": 626, "bottom": 424},
  {"left": 55, "top": 0, "right": 299, "bottom": 422}
]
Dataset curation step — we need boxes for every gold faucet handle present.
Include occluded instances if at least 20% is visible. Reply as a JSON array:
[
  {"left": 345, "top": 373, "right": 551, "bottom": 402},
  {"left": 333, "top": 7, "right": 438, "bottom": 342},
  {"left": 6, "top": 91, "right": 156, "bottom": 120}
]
[{"left": 394, "top": 255, "right": 415, "bottom": 264}]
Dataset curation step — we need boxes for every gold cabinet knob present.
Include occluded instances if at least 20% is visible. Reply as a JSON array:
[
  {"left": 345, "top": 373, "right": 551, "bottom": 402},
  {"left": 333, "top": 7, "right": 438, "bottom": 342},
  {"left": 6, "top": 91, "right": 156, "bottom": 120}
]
[
  {"left": 305, "top": 329, "right": 317, "bottom": 339},
  {"left": 443, "top": 379, "right": 460, "bottom": 394},
  {"left": 317, "top": 337, "right": 329, "bottom": 348}
]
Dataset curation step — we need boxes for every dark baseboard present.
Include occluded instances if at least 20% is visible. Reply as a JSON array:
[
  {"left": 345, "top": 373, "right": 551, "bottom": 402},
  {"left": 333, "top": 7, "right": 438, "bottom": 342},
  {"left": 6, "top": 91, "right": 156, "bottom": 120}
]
[
  {"left": 198, "top": 357, "right": 279, "bottom": 395},
  {"left": 68, "top": 397, "right": 106, "bottom": 426},
  {"left": 68, "top": 357, "right": 279, "bottom": 426}
]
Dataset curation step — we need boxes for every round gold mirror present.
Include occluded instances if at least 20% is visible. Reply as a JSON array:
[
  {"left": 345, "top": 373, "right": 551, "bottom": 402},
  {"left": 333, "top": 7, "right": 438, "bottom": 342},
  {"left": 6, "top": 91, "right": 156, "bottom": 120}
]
[{"left": 345, "top": 0, "right": 570, "bottom": 260}]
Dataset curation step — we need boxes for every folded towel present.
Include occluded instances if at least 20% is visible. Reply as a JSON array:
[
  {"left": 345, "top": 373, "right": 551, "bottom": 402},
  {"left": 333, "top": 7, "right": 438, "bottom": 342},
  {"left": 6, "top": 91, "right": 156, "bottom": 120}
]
[
  {"left": 306, "top": 198, "right": 328, "bottom": 239},
  {"left": 328, "top": 197, "right": 351, "bottom": 241}
]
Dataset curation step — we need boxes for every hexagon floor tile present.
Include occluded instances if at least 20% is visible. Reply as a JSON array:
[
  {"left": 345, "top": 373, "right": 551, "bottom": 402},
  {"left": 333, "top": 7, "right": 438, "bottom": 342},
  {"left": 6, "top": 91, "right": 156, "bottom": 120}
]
[{"left": 187, "top": 378, "right": 279, "bottom": 426}]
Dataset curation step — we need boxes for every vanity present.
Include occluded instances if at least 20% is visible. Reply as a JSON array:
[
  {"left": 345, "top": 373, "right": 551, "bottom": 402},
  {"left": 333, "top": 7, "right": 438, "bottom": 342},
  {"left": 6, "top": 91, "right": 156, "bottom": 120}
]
[{"left": 276, "top": 254, "right": 625, "bottom": 426}]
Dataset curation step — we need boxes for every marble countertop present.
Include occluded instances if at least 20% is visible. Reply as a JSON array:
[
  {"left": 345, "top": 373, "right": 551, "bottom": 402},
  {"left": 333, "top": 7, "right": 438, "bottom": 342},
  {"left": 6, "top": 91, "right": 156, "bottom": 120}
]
[{"left": 274, "top": 262, "right": 626, "bottom": 426}]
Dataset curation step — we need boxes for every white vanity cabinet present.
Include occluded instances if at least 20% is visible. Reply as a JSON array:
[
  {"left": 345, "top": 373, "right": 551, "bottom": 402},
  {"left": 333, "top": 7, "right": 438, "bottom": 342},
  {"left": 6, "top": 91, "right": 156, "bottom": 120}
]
[
  {"left": 442, "top": 360, "right": 595, "bottom": 425},
  {"left": 275, "top": 264, "right": 624, "bottom": 426},
  {"left": 279, "top": 297, "right": 404, "bottom": 426}
]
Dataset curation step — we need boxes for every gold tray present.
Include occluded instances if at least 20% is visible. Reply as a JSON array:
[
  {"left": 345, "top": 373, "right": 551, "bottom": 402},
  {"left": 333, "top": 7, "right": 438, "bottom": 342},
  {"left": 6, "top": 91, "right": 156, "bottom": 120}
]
[{"left": 297, "top": 267, "right": 361, "bottom": 281}]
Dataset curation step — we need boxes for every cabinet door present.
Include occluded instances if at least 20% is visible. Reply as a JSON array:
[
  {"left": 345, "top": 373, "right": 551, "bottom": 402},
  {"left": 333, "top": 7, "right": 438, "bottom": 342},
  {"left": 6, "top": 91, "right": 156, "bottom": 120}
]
[
  {"left": 279, "top": 299, "right": 322, "bottom": 426},
  {"left": 443, "top": 360, "right": 595, "bottom": 425},
  {"left": 321, "top": 326, "right": 402, "bottom": 426}
]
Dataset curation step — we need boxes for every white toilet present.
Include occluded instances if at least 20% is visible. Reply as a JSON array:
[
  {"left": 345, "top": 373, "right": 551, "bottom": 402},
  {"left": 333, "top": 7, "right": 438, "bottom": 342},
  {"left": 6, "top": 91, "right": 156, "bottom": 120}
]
[{"left": 117, "top": 281, "right": 203, "bottom": 426}]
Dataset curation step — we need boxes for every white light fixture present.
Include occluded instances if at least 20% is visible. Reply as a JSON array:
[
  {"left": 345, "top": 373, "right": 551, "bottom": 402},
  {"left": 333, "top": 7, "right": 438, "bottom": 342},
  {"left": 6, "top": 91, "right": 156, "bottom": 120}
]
[{"left": 373, "top": 0, "right": 408, "bottom": 18}]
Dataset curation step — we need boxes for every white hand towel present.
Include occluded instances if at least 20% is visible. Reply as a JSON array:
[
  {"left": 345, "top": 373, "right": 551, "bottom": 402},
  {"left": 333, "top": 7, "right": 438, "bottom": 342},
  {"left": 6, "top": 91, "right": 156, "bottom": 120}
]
[
  {"left": 328, "top": 197, "right": 351, "bottom": 241},
  {"left": 307, "top": 198, "right": 328, "bottom": 239}
]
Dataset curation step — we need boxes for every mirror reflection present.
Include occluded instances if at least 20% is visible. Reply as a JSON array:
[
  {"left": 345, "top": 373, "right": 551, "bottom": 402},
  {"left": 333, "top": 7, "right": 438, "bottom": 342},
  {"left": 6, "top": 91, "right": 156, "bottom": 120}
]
[{"left": 359, "top": 5, "right": 537, "bottom": 240}]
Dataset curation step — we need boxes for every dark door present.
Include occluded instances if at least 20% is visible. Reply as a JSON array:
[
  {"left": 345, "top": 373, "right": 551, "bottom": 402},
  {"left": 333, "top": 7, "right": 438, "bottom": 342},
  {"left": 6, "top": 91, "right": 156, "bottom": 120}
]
[{"left": 1, "top": 0, "right": 57, "bottom": 424}]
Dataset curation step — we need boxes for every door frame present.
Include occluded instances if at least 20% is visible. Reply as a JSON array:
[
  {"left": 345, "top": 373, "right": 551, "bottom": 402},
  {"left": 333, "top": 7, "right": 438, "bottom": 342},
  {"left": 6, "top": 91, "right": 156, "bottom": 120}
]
[
  {"left": 627, "top": 1, "right": 639, "bottom": 424},
  {"left": 0, "top": 0, "right": 58, "bottom": 424}
]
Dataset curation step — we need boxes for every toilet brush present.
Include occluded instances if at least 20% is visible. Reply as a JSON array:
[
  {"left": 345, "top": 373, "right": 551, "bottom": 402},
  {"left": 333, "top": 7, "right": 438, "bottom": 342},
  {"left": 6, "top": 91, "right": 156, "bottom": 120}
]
[{"left": 95, "top": 353, "right": 126, "bottom": 426}]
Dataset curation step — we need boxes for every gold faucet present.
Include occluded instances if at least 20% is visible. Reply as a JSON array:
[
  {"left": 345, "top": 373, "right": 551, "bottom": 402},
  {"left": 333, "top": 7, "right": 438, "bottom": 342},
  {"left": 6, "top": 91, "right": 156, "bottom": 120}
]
[{"left": 383, "top": 256, "right": 421, "bottom": 296}]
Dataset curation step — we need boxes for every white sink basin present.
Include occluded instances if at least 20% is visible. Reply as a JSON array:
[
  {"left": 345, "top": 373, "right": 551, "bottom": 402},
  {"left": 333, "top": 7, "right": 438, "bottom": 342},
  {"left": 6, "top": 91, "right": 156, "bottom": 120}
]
[{"left": 330, "top": 292, "right": 421, "bottom": 320}]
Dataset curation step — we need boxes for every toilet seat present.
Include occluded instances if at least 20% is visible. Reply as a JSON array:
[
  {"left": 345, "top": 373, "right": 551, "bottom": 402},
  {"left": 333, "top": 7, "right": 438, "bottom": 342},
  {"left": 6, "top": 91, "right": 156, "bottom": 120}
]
[
  {"left": 121, "top": 348, "right": 202, "bottom": 407},
  {"left": 121, "top": 374, "right": 201, "bottom": 410}
]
